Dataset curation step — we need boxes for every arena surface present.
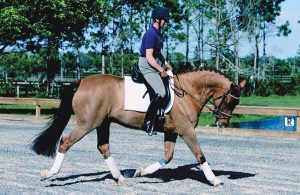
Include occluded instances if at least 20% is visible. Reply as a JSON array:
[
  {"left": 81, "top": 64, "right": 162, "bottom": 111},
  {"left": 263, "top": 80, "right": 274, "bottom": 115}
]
[{"left": 0, "top": 118, "right": 299, "bottom": 194}]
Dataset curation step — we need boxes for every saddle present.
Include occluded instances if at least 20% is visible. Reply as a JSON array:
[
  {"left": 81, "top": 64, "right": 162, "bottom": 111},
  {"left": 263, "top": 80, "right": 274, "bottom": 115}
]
[
  {"left": 131, "top": 65, "right": 171, "bottom": 131},
  {"left": 131, "top": 65, "right": 171, "bottom": 106}
]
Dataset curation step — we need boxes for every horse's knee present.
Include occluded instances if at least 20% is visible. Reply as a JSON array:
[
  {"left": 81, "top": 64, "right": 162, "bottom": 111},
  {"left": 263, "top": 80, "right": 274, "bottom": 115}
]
[{"left": 97, "top": 144, "right": 110, "bottom": 159}]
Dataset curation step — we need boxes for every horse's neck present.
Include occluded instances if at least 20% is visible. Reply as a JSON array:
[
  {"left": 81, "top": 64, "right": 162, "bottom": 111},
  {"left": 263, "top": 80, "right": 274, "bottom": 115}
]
[{"left": 180, "top": 71, "right": 230, "bottom": 104}]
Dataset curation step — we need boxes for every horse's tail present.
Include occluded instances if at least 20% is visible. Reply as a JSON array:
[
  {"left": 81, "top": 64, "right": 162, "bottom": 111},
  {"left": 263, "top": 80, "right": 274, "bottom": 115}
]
[{"left": 30, "top": 81, "right": 80, "bottom": 158}]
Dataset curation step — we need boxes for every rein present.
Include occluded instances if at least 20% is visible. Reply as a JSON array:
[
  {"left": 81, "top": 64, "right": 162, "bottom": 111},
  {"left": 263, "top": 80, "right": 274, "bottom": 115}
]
[{"left": 169, "top": 74, "right": 239, "bottom": 119}]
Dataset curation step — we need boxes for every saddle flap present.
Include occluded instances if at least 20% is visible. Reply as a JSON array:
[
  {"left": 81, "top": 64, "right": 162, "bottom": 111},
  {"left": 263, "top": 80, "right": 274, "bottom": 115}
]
[{"left": 125, "top": 70, "right": 174, "bottom": 113}]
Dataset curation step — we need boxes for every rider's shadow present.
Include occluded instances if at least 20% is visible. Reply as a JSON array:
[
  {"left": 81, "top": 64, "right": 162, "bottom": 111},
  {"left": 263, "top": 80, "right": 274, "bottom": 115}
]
[{"left": 46, "top": 163, "right": 255, "bottom": 187}]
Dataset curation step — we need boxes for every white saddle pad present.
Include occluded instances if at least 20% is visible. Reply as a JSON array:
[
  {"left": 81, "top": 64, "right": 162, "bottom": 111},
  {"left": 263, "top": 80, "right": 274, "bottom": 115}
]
[{"left": 124, "top": 70, "right": 174, "bottom": 113}]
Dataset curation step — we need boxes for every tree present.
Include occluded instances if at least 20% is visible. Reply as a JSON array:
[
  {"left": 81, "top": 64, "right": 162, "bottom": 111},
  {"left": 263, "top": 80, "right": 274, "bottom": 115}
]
[
  {"left": 248, "top": 0, "right": 285, "bottom": 80},
  {"left": 0, "top": 1, "right": 33, "bottom": 56}
]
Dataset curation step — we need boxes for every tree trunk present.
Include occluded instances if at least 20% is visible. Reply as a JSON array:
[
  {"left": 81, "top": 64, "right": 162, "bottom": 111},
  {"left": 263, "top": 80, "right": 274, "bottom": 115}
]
[
  {"left": 234, "top": 34, "right": 239, "bottom": 84},
  {"left": 76, "top": 47, "right": 80, "bottom": 80},
  {"left": 185, "top": 22, "right": 189, "bottom": 66},
  {"left": 102, "top": 54, "right": 105, "bottom": 74},
  {"left": 185, "top": 3, "right": 190, "bottom": 66},
  {"left": 199, "top": 4, "right": 204, "bottom": 68},
  {"left": 255, "top": 33, "right": 259, "bottom": 80},
  {"left": 214, "top": 0, "right": 220, "bottom": 70},
  {"left": 121, "top": 48, "right": 124, "bottom": 77}
]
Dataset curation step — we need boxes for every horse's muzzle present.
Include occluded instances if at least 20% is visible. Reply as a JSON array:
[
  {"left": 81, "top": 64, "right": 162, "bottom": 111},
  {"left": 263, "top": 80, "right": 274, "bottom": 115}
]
[{"left": 216, "top": 119, "right": 228, "bottom": 129}]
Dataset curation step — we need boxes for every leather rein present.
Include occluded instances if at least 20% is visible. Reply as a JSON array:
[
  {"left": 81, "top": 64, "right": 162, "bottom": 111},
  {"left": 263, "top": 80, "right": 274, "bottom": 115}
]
[{"left": 169, "top": 74, "right": 240, "bottom": 119}]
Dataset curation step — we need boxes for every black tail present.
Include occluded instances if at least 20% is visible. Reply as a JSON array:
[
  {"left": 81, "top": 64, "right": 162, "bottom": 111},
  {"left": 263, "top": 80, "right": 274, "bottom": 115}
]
[{"left": 30, "top": 83, "right": 79, "bottom": 158}]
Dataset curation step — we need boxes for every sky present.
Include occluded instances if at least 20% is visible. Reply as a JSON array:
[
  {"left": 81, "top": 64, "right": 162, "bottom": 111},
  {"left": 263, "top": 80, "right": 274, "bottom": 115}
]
[
  {"left": 86, "top": 1, "right": 299, "bottom": 60},
  {"left": 253, "top": 0, "right": 300, "bottom": 59},
  {"left": 178, "top": 0, "right": 300, "bottom": 59}
]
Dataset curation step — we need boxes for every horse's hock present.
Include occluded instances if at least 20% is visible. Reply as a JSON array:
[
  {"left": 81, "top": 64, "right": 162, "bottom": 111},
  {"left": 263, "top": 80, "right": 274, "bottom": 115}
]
[{"left": 0, "top": 97, "right": 299, "bottom": 137}]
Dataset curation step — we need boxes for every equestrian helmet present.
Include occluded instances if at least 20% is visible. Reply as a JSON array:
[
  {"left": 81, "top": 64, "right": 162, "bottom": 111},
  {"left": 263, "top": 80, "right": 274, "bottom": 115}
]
[{"left": 151, "top": 7, "right": 170, "bottom": 22}]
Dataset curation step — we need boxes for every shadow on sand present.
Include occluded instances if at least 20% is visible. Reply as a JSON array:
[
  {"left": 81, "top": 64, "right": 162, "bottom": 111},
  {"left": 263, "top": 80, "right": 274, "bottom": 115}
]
[{"left": 46, "top": 163, "right": 255, "bottom": 187}]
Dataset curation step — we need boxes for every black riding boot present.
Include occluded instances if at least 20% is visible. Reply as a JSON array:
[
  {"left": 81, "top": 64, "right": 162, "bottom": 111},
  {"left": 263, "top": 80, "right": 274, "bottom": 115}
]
[{"left": 142, "top": 94, "right": 163, "bottom": 135}]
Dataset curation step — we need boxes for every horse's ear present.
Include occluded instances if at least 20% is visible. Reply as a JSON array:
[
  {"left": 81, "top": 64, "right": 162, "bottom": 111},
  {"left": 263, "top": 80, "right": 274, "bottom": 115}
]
[{"left": 239, "top": 79, "right": 247, "bottom": 89}]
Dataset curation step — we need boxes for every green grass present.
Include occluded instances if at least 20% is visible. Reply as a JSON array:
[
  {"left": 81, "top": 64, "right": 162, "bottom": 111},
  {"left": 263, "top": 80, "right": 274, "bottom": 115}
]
[{"left": 239, "top": 95, "right": 300, "bottom": 108}]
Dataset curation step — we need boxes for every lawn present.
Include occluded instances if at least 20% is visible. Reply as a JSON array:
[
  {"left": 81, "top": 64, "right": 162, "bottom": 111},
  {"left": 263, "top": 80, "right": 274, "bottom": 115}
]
[{"left": 239, "top": 95, "right": 300, "bottom": 108}]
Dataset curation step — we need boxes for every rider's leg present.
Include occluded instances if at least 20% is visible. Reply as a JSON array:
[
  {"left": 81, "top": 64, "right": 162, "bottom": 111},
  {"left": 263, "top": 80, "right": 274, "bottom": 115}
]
[
  {"left": 138, "top": 57, "right": 166, "bottom": 135},
  {"left": 142, "top": 94, "right": 164, "bottom": 134}
]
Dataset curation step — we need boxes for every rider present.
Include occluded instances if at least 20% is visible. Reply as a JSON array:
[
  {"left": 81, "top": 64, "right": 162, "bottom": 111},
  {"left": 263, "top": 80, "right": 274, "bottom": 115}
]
[{"left": 138, "top": 7, "right": 173, "bottom": 134}]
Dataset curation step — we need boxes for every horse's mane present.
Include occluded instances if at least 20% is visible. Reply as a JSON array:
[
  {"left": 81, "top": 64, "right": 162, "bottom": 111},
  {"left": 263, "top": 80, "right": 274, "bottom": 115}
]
[{"left": 176, "top": 67, "right": 235, "bottom": 83}]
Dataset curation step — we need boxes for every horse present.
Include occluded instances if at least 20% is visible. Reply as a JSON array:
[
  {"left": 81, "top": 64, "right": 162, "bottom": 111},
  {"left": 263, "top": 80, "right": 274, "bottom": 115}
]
[{"left": 30, "top": 68, "right": 246, "bottom": 186}]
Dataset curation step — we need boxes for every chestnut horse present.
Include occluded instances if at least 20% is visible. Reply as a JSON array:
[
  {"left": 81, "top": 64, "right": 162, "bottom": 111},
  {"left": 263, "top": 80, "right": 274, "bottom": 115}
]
[{"left": 30, "top": 69, "right": 246, "bottom": 186}]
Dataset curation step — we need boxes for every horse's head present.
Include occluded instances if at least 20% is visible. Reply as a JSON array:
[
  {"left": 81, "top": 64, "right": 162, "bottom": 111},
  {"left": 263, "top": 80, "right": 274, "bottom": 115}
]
[{"left": 212, "top": 80, "right": 246, "bottom": 128}]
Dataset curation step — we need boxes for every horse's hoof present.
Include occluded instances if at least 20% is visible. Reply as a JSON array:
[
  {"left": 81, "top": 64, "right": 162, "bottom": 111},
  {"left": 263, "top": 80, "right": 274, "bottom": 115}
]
[
  {"left": 212, "top": 177, "right": 224, "bottom": 186},
  {"left": 118, "top": 175, "right": 126, "bottom": 186},
  {"left": 133, "top": 167, "right": 144, "bottom": 177},
  {"left": 40, "top": 170, "right": 54, "bottom": 181}
]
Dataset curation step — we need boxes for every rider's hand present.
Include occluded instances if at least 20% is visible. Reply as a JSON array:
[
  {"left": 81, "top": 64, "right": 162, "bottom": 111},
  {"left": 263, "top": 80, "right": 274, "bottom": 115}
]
[
  {"left": 160, "top": 70, "right": 168, "bottom": 77},
  {"left": 165, "top": 62, "right": 173, "bottom": 71}
]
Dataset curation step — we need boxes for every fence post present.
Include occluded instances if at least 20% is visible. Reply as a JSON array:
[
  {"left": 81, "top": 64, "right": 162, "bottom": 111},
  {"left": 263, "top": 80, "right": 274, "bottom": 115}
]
[
  {"left": 17, "top": 85, "right": 19, "bottom": 98},
  {"left": 35, "top": 104, "right": 41, "bottom": 119}
]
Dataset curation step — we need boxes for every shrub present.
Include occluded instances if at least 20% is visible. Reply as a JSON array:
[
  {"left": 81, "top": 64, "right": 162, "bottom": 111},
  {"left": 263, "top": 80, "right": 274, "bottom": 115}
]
[
  {"left": 291, "top": 73, "right": 300, "bottom": 94},
  {"left": 254, "top": 80, "right": 271, "bottom": 96}
]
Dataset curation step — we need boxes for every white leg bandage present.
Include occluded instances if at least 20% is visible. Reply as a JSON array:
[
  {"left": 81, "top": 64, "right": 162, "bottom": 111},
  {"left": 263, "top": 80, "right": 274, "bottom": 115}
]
[
  {"left": 50, "top": 152, "right": 65, "bottom": 174},
  {"left": 105, "top": 156, "right": 122, "bottom": 179},
  {"left": 200, "top": 162, "right": 216, "bottom": 182},
  {"left": 142, "top": 159, "right": 166, "bottom": 176}
]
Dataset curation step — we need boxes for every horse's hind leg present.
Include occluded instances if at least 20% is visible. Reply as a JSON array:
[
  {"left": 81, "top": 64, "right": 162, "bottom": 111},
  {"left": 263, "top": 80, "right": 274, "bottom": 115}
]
[
  {"left": 96, "top": 121, "right": 126, "bottom": 185},
  {"left": 40, "top": 124, "right": 91, "bottom": 181},
  {"left": 180, "top": 130, "right": 223, "bottom": 186},
  {"left": 134, "top": 132, "right": 178, "bottom": 177}
]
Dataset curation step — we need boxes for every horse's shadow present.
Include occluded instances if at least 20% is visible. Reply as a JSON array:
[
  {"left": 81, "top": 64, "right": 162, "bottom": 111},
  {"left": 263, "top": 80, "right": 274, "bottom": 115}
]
[
  {"left": 137, "top": 163, "right": 255, "bottom": 185},
  {"left": 46, "top": 163, "right": 255, "bottom": 187}
]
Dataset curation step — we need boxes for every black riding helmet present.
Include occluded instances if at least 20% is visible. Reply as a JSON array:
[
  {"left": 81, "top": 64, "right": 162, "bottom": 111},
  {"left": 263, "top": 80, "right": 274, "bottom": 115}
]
[{"left": 151, "top": 7, "right": 170, "bottom": 22}]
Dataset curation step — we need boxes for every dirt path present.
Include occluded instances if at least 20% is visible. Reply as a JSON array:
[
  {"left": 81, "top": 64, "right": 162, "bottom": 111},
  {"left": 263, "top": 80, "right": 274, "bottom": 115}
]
[{"left": 0, "top": 118, "right": 299, "bottom": 194}]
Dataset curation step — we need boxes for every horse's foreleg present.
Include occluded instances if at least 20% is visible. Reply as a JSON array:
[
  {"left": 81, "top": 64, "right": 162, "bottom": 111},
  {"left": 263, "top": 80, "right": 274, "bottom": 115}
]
[
  {"left": 96, "top": 123, "right": 125, "bottom": 185},
  {"left": 40, "top": 151, "right": 65, "bottom": 181},
  {"left": 181, "top": 130, "right": 223, "bottom": 186},
  {"left": 40, "top": 125, "right": 89, "bottom": 181},
  {"left": 134, "top": 132, "right": 178, "bottom": 177}
]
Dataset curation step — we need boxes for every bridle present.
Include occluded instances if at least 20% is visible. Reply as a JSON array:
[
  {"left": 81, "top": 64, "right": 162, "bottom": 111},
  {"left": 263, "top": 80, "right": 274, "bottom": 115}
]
[
  {"left": 169, "top": 75, "right": 240, "bottom": 120},
  {"left": 210, "top": 88, "right": 240, "bottom": 119}
]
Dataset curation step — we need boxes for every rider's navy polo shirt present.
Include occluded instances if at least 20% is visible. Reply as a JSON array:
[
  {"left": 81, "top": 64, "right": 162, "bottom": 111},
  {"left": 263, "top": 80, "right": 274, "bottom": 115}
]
[{"left": 140, "top": 26, "right": 163, "bottom": 60}]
